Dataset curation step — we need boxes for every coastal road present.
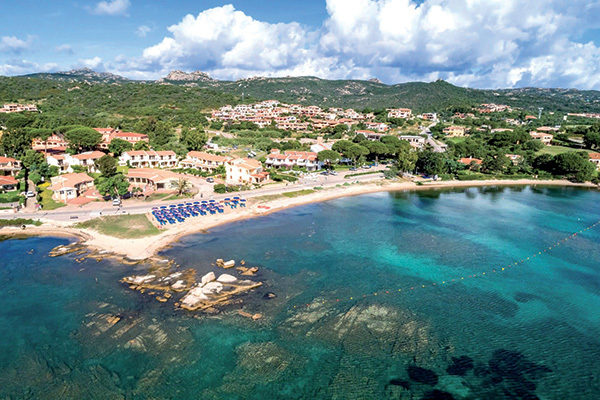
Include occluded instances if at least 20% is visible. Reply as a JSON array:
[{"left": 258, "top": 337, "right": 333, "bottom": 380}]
[
  {"left": 422, "top": 122, "right": 447, "bottom": 153},
  {"left": 1, "top": 166, "right": 388, "bottom": 223}
]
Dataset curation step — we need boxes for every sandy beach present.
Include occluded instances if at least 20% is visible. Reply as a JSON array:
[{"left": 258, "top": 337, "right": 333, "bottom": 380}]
[{"left": 2, "top": 178, "right": 597, "bottom": 260}]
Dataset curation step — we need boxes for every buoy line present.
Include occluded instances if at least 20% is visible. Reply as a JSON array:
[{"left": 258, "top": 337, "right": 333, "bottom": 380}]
[{"left": 292, "top": 220, "right": 600, "bottom": 309}]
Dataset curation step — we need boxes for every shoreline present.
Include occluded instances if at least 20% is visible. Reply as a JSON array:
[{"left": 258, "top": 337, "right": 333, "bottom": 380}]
[{"left": 1, "top": 179, "right": 597, "bottom": 260}]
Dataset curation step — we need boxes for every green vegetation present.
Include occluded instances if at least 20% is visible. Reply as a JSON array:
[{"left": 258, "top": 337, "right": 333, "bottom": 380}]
[
  {"left": 344, "top": 171, "right": 383, "bottom": 178},
  {"left": 0, "top": 191, "right": 21, "bottom": 203},
  {"left": 0, "top": 218, "right": 42, "bottom": 227},
  {"left": 537, "top": 145, "right": 584, "bottom": 156},
  {"left": 38, "top": 188, "right": 66, "bottom": 210},
  {"left": 282, "top": 189, "right": 315, "bottom": 198},
  {"left": 75, "top": 214, "right": 160, "bottom": 238}
]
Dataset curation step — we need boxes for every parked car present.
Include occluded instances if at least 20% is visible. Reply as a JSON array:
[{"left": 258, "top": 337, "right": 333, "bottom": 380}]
[
  {"left": 26, "top": 191, "right": 35, "bottom": 197},
  {"left": 112, "top": 198, "right": 121, "bottom": 206},
  {"left": 349, "top": 167, "right": 357, "bottom": 171},
  {"left": 330, "top": 171, "right": 338, "bottom": 176},
  {"left": 206, "top": 177, "right": 215, "bottom": 183}
]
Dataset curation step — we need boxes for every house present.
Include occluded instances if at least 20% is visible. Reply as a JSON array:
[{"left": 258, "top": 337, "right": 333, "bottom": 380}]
[
  {"left": 458, "top": 157, "right": 482, "bottom": 165},
  {"left": 356, "top": 130, "right": 385, "bottom": 141},
  {"left": 399, "top": 135, "right": 426, "bottom": 148},
  {"left": 589, "top": 153, "right": 600, "bottom": 170},
  {"left": 94, "top": 128, "right": 149, "bottom": 149},
  {"left": 226, "top": 158, "right": 269, "bottom": 185},
  {"left": 420, "top": 113, "right": 437, "bottom": 121},
  {"left": 443, "top": 126, "right": 467, "bottom": 137},
  {"left": 529, "top": 132, "right": 553, "bottom": 146},
  {"left": 311, "top": 139, "right": 334, "bottom": 153},
  {"left": 126, "top": 168, "right": 182, "bottom": 192},
  {"left": 48, "top": 173, "right": 95, "bottom": 203},
  {"left": 265, "top": 150, "right": 319, "bottom": 171},
  {"left": 0, "top": 175, "right": 18, "bottom": 191},
  {"left": 67, "top": 151, "right": 105, "bottom": 173},
  {"left": 31, "top": 134, "right": 68, "bottom": 151},
  {"left": 178, "top": 151, "right": 231, "bottom": 172},
  {"left": 364, "top": 122, "right": 389, "bottom": 132},
  {"left": 0, "top": 103, "right": 38, "bottom": 113},
  {"left": 118, "top": 151, "right": 178, "bottom": 168},
  {"left": 387, "top": 108, "right": 412, "bottom": 119},
  {"left": 46, "top": 154, "right": 70, "bottom": 174},
  {"left": 0, "top": 156, "right": 22, "bottom": 176}
]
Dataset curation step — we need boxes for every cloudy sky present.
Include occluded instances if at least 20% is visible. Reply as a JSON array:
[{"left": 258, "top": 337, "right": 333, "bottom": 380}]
[{"left": 2, "top": 0, "right": 600, "bottom": 89}]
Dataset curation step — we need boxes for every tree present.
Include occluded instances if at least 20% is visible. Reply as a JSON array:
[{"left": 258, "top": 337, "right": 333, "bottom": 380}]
[
  {"left": 65, "top": 127, "right": 102, "bottom": 152},
  {"left": 134, "top": 140, "right": 150, "bottom": 151},
  {"left": 181, "top": 129, "right": 208, "bottom": 151},
  {"left": 344, "top": 144, "right": 369, "bottom": 165},
  {"left": 397, "top": 145, "right": 418, "bottom": 173},
  {"left": 415, "top": 150, "right": 446, "bottom": 176},
  {"left": 96, "top": 174, "right": 130, "bottom": 198},
  {"left": 108, "top": 138, "right": 133, "bottom": 156},
  {"left": 21, "top": 149, "right": 45, "bottom": 170},
  {"left": 583, "top": 131, "right": 600, "bottom": 149},
  {"left": 481, "top": 154, "right": 510, "bottom": 174},
  {"left": 95, "top": 154, "right": 118, "bottom": 177},
  {"left": 317, "top": 150, "right": 341, "bottom": 169},
  {"left": 0, "top": 128, "right": 31, "bottom": 158},
  {"left": 332, "top": 140, "right": 353, "bottom": 154},
  {"left": 551, "top": 152, "right": 596, "bottom": 182},
  {"left": 170, "top": 178, "right": 192, "bottom": 196},
  {"left": 364, "top": 141, "right": 388, "bottom": 162}
]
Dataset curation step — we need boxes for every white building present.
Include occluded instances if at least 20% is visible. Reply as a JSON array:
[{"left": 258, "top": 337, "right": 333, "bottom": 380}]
[
  {"left": 118, "top": 151, "right": 178, "bottom": 168},
  {"left": 265, "top": 150, "right": 320, "bottom": 171},
  {"left": 178, "top": 151, "right": 231, "bottom": 172},
  {"left": 226, "top": 158, "right": 269, "bottom": 185},
  {"left": 387, "top": 108, "right": 412, "bottom": 119}
]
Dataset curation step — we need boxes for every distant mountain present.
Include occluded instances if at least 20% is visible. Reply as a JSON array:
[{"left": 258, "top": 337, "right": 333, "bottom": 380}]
[
  {"left": 157, "top": 70, "right": 216, "bottom": 84},
  {"left": 21, "top": 68, "right": 130, "bottom": 84},
  {"left": 7, "top": 68, "right": 600, "bottom": 113}
]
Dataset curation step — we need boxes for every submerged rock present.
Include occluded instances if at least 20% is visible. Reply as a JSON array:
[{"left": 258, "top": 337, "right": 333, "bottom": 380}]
[
  {"left": 446, "top": 355, "right": 474, "bottom": 376},
  {"left": 421, "top": 389, "right": 455, "bottom": 400},
  {"left": 263, "top": 292, "right": 276, "bottom": 300},
  {"left": 388, "top": 378, "right": 411, "bottom": 389},
  {"left": 407, "top": 365, "right": 438, "bottom": 385}
]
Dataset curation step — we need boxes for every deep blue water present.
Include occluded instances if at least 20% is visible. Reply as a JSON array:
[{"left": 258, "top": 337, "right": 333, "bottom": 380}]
[{"left": 1, "top": 186, "right": 599, "bottom": 399}]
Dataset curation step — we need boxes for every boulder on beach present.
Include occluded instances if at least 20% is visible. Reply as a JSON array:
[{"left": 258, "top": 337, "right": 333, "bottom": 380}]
[
  {"left": 217, "top": 274, "right": 238, "bottom": 283},
  {"left": 201, "top": 272, "right": 216, "bottom": 285}
]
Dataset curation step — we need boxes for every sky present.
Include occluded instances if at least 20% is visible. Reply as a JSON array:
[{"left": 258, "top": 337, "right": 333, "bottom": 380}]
[{"left": 2, "top": 0, "right": 600, "bottom": 89}]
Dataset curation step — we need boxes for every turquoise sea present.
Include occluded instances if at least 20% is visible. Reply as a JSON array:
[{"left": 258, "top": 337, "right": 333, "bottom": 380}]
[{"left": 1, "top": 186, "right": 599, "bottom": 399}]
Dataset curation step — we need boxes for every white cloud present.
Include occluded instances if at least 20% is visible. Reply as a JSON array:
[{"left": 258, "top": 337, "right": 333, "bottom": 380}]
[
  {"left": 0, "top": 35, "right": 33, "bottom": 53},
  {"left": 78, "top": 56, "right": 104, "bottom": 70},
  {"left": 91, "top": 0, "right": 130, "bottom": 16},
  {"left": 56, "top": 44, "right": 74, "bottom": 54},
  {"left": 0, "top": 59, "right": 57, "bottom": 76},
  {"left": 55, "top": 1, "right": 600, "bottom": 89},
  {"left": 136, "top": 25, "right": 152, "bottom": 38}
]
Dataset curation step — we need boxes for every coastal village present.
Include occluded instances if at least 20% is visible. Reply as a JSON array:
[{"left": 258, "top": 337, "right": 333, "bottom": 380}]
[{"left": 2, "top": 98, "right": 599, "bottom": 215}]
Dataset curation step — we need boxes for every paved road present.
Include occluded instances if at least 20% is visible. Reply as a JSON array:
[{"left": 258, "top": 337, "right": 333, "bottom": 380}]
[
  {"left": 422, "top": 122, "right": 447, "bottom": 153},
  {"left": 1, "top": 166, "right": 388, "bottom": 223}
]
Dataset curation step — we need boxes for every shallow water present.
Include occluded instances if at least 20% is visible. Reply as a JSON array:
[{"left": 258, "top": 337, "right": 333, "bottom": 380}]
[{"left": 1, "top": 186, "right": 599, "bottom": 399}]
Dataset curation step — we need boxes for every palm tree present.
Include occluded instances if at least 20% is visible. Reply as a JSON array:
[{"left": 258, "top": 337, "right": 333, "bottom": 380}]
[{"left": 170, "top": 178, "right": 192, "bottom": 196}]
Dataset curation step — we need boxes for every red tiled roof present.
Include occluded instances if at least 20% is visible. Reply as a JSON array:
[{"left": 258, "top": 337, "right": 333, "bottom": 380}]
[
  {"left": 0, "top": 176, "right": 18, "bottom": 185},
  {"left": 589, "top": 153, "right": 600, "bottom": 160},
  {"left": 458, "top": 157, "right": 482, "bottom": 165}
]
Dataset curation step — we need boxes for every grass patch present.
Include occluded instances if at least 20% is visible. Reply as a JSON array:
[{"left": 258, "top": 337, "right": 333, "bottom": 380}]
[
  {"left": 537, "top": 145, "right": 588, "bottom": 156},
  {"left": 39, "top": 189, "right": 66, "bottom": 210},
  {"left": 282, "top": 189, "right": 315, "bottom": 198},
  {"left": 75, "top": 214, "right": 160, "bottom": 239},
  {"left": 253, "top": 194, "right": 284, "bottom": 202},
  {"left": 0, "top": 218, "right": 42, "bottom": 227},
  {"left": 116, "top": 165, "right": 129, "bottom": 174},
  {"left": 345, "top": 170, "right": 383, "bottom": 178}
]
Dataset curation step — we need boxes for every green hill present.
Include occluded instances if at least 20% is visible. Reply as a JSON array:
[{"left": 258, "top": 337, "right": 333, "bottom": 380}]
[{"left": 4, "top": 69, "right": 600, "bottom": 115}]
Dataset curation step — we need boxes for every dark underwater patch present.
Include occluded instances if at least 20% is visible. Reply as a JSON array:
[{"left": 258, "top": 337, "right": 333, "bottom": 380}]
[
  {"left": 408, "top": 365, "right": 438, "bottom": 385},
  {"left": 388, "top": 378, "right": 411, "bottom": 389},
  {"left": 421, "top": 390, "right": 455, "bottom": 400},
  {"left": 446, "top": 355, "right": 474, "bottom": 376}
]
